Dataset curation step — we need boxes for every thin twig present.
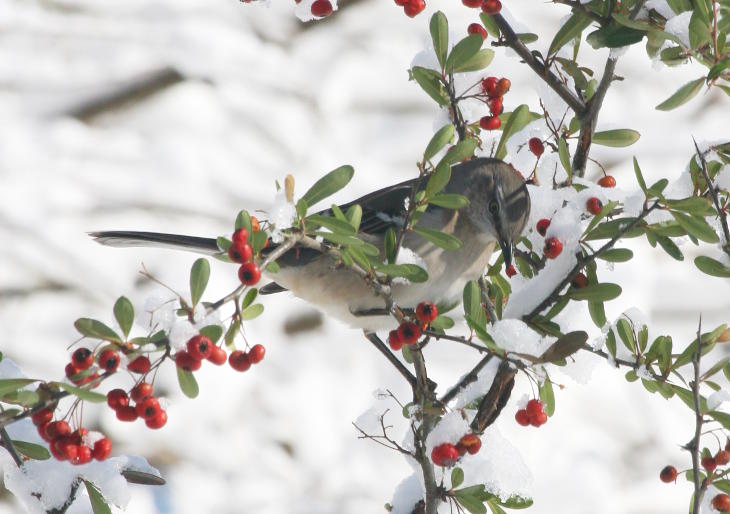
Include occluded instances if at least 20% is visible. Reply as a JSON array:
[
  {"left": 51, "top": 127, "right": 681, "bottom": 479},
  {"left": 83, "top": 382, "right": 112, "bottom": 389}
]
[
  {"left": 364, "top": 331, "right": 418, "bottom": 389},
  {"left": 689, "top": 317, "right": 708, "bottom": 514},
  {"left": 0, "top": 427, "right": 23, "bottom": 466},
  {"left": 440, "top": 355, "right": 494, "bottom": 404},
  {"left": 693, "top": 138, "right": 730, "bottom": 258}
]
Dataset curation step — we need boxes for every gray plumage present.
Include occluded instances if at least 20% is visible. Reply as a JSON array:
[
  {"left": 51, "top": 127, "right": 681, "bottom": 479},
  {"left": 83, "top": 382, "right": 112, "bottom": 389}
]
[{"left": 90, "top": 157, "right": 530, "bottom": 330}]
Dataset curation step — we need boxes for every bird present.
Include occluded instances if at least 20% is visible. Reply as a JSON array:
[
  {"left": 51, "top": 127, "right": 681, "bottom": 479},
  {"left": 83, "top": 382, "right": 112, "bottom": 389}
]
[{"left": 91, "top": 157, "right": 530, "bottom": 332}]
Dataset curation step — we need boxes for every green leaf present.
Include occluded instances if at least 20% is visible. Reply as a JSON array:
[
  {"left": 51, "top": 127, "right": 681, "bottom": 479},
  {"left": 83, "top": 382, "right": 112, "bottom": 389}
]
[
  {"left": 190, "top": 258, "right": 210, "bottom": 306},
  {"left": 13, "top": 440, "right": 50, "bottom": 460},
  {"left": 445, "top": 34, "right": 484, "bottom": 74},
  {"left": 1, "top": 390, "right": 39, "bottom": 406},
  {"left": 345, "top": 204, "right": 362, "bottom": 231},
  {"left": 671, "top": 211, "right": 720, "bottom": 243},
  {"left": 666, "top": 197, "right": 716, "bottom": 216},
  {"left": 250, "top": 231, "right": 268, "bottom": 254},
  {"left": 517, "top": 33, "right": 539, "bottom": 44},
  {"left": 558, "top": 137, "right": 571, "bottom": 176},
  {"left": 426, "top": 159, "right": 451, "bottom": 197},
  {"left": 548, "top": 11, "right": 593, "bottom": 56},
  {"left": 656, "top": 236, "right": 684, "bottom": 260},
  {"left": 300, "top": 165, "right": 354, "bottom": 208},
  {"left": 479, "top": 12, "right": 501, "bottom": 38},
  {"left": 584, "top": 218, "right": 644, "bottom": 240},
  {"left": 588, "top": 300, "right": 607, "bottom": 328},
  {"left": 199, "top": 325, "right": 223, "bottom": 343},
  {"left": 241, "top": 303, "right": 264, "bottom": 320},
  {"left": 587, "top": 25, "right": 645, "bottom": 49},
  {"left": 315, "top": 231, "right": 368, "bottom": 248},
  {"left": 241, "top": 288, "right": 258, "bottom": 310},
  {"left": 84, "top": 481, "right": 113, "bottom": 514},
  {"left": 537, "top": 331, "right": 588, "bottom": 364},
  {"left": 647, "top": 178, "right": 669, "bottom": 198},
  {"left": 440, "top": 138, "right": 479, "bottom": 166},
  {"left": 430, "top": 11, "right": 449, "bottom": 70},
  {"left": 385, "top": 228, "right": 396, "bottom": 264},
  {"left": 616, "top": 318, "right": 636, "bottom": 353},
  {"left": 113, "top": 297, "right": 134, "bottom": 339},
  {"left": 176, "top": 367, "right": 199, "bottom": 399},
  {"left": 612, "top": 13, "right": 654, "bottom": 30},
  {"left": 451, "top": 467, "right": 465, "bottom": 488},
  {"left": 424, "top": 124, "right": 455, "bottom": 162},
  {"left": 556, "top": 58, "right": 588, "bottom": 90},
  {"left": 431, "top": 315, "right": 455, "bottom": 330},
  {"left": 501, "top": 496, "right": 534, "bottom": 509},
  {"left": 306, "top": 214, "right": 357, "bottom": 235},
  {"left": 539, "top": 379, "right": 556, "bottom": 416},
  {"left": 0, "top": 378, "right": 38, "bottom": 397},
  {"left": 454, "top": 49, "right": 495, "bottom": 73},
  {"left": 584, "top": 200, "right": 619, "bottom": 235},
  {"left": 376, "top": 264, "right": 429, "bottom": 283},
  {"left": 495, "top": 104, "right": 531, "bottom": 160},
  {"left": 413, "top": 226, "right": 462, "bottom": 250},
  {"left": 567, "top": 283, "right": 622, "bottom": 301},
  {"left": 296, "top": 198, "right": 308, "bottom": 219},
  {"left": 457, "top": 495, "right": 487, "bottom": 514},
  {"left": 411, "top": 66, "right": 450, "bottom": 106},
  {"left": 633, "top": 157, "right": 647, "bottom": 193},
  {"left": 216, "top": 236, "right": 232, "bottom": 252},
  {"left": 592, "top": 129, "right": 641, "bottom": 147},
  {"left": 598, "top": 248, "right": 633, "bottom": 262},
  {"left": 656, "top": 77, "right": 705, "bottom": 111},
  {"left": 235, "top": 210, "right": 252, "bottom": 234},
  {"left": 429, "top": 193, "right": 470, "bottom": 209},
  {"left": 55, "top": 382, "right": 107, "bottom": 403},
  {"left": 689, "top": 10, "right": 711, "bottom": 49},
  {"left": 74, "top": 319, "right": 122, "bottom": 343},
  {"left": 463, "top": 280, "right": 488, "bottom": 330},
  {"left": 695, "top": 256, "right": 730, "bottom": 277}
]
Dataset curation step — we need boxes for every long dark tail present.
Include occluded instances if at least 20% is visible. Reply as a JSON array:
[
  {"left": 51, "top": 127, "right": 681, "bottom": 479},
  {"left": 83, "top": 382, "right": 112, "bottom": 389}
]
[{"left": 89, "top": 231, "right": 219, "bottom": 255}]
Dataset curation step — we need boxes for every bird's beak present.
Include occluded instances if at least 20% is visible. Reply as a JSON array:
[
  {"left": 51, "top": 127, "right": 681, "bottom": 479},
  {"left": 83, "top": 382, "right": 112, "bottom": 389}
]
[{"left": 497, "top": 225, "right": 512, "bottom": 269}]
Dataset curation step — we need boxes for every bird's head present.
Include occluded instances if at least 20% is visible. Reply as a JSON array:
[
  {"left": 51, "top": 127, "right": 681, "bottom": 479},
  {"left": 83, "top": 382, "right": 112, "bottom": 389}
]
[{"left": 446, "top": 157, "right": 531, "bottom": 269}]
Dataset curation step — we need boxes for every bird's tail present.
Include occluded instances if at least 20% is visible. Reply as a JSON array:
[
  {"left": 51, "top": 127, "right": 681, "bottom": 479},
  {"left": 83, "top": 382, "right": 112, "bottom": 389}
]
[{"left": 89, "top": 231, "right": 220, "bottom": 255}]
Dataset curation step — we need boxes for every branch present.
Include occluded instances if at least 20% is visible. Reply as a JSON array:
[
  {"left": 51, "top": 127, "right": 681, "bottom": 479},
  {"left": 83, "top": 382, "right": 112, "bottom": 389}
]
[
  {"left": 48, "top": 478, "right": 82, "bottom": 514},
  {"left": 440, "top": 355, "right": 494, "bottom": 404},
  {"left": 0, "top": 427, "right": 23, "bottom": 467},
  {"left": 689, "top": 317, "right": 708, "bottom": 514},
  {"left": 470, "top": 361, "right": 516, "bottom": 433},
  {"left": 364, "top": 331, "right": 418, "bottom": 389},
  {"left": 694, "top": 138, "right": 730, "bottom": 258},
  {"left": 491, "top": 14, "right": 586, "bottom": 115},
  {"left": 523, "top": 201, "right": 659, "bottom": 320}
]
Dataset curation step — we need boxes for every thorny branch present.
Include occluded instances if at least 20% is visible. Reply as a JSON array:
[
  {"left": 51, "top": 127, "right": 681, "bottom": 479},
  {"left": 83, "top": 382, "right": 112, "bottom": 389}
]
[
  {"left": 694, "top": 138, "right": 730, "bottom": 258},
  {"left": 688, "top": 318, "right": 708, "bottom": 514}
]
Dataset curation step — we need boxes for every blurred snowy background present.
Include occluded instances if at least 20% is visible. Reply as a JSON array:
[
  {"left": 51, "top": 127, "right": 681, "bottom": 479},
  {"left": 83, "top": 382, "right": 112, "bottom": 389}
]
[{"left": 0, "top": 0, "right": 729, "bottom": 512}]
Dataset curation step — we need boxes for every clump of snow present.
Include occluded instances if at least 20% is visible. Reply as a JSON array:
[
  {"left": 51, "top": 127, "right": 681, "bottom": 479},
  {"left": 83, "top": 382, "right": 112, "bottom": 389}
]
[
  {"left": 389, "top": 473, "right": 423, "bottom": 514},
  {"left": 354, "top": 406, "right": 383, "bottom": 435},
  {"left": 707, "top": 390, "right": 730, "bottom": 411},
  {"left": 489, "top": 319, "right": 552, "bottom": 361},
  {"left": 645, "top": 0, "right": 677, "bottom": 18},
  {"left": 664, "top": 12, "right": 693, "bottom": 47},
  {"left": 268, "top": 188, "right": 297, "bottom": 243},
  {"left": 452, "top": 357, "right": 501, "bottom": 409},
  {"left": 425, "top": 411, "right": 470, "bottom": 454}
]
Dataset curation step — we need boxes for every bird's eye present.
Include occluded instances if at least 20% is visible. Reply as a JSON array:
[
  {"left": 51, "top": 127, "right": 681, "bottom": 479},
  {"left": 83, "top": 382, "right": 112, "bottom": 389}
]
[{"left": 488, "top": 201, "right": 499, "bottom": 214}]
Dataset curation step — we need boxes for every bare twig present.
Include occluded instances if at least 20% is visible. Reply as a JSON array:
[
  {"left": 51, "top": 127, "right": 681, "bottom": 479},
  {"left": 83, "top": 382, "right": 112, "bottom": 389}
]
[
  {"left": 688, "top": 317, "right": 708, "bottom": 514},
  {"left": 364, "top": 331, "right": 418, "bottom": 389},
  {"left": 440, "top": 355, "right": 494, "bottom": 404},
  {"left": 693, "top": 138, "right": 730, "bottom": 258}
]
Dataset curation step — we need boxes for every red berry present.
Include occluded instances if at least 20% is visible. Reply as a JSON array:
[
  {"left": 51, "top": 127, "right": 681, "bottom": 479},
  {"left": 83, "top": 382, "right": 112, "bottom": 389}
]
[
  {"left": 659, "top": 465, "right": 677, "bottom": 483},
  {"left": 571, "top": 272, "right": 589, "bottom": 288},
  {"left": 238, "top": 262, "right": 261, "bottom": 286},
  {"left": 467, "top": 23, "right": 487, "bottom": 39},
  {"left": 488, "top": 97, "right": 503, "bottom": 116},
  {"left": 106, "top": 389, "right": 129, "bottom": 411},
  {"left": 415, "top": 302, "right": 438, "bottom": 323},
  {"left": 598, "top": 175, "right": 616, "bottom": 188},
  {"left": 71, "top": 348, "right": 94, "bottom": 370},
  {"left": 528, "top": 138, "right": 544, "bottom": 157},
  {"left": 388, "top": 329, "right": 404, "bottom": 351},
  {"left": 529, "top": 411, "right": 548, "bottom": 427},
  {"left": 458, "top": 434, "right": 482, "bottom": 455},
  {"left": 57, "top": 439, "right": 78, "bottom": 461},
  {"left": 228, "top": 242, "right": 253, "bottom": 263},
  {"left": 65, "top": 362, "right": 83, "bottom": 381},
  {"left": 515, "top": 409, "right": 530, "bottom": 426},
  {"left": 479, "top": 115, "right": 501, "bottom": 131},
  {"left": 232, "top": 228, "right": 249, "bottom": 245},
  {"left": 398, "top": 321, "right": 421, "bottom": 345},
  {"left": 716, "top": 450, "right": 730, "bottom": 465},
  {"left": 31, "top": 407, "right": 53, "bottom": 426},
  {"left": 249, "top": 344, "right": 266, "bottom": 364},
  {"left": 505, "top": 264, "right": 517, "bottom": 277},
  {"left": 525, "top": 399, "right": 543, "bottom": 418},
  {"left": 431, "top": 443, "right": 459, "bottom": 467},
  {"left": 462, "top": 0, "right": 483, "bottom": 6},
  {"left": 586, "top": 197, "right": 603, "bottom": 215},
  {"left": 229, "top": 350, "right": 252, "bottom": 372},
  {"left": 130, "top": 382, "right": 153, "bottom": 403},
  {"left": 145, "top": 409, "right": 168, "bottom": 429},
  {"left": 116, "top": 405, "right": 138, "bottom": 422},
  {"left": 38, "top": 421, "right": 53, "bottom": 442},
  {"left": 97, "top": 349, "right": 120, "bottom": 373},
  {"left": 187, "top": 335, "right": 213, "bottom": 360},
  {"left": 127, "top": 355, "right": 151, "bottom": 374},
  {"left": 713, "top": 494, "right": 730, "bottom": 512},
  {"left": 395, "top": 0, "right": 407, "bottom": 4},
  {"left": 92, "top": 437, "right": 112, "bottom": 461},
  {"left": 72, "top": 444, "right": 92, "bottom": 465},
  {"left": 536, "top": 218, "right": 550, "bottom": 236},
  {"left": 175, "top": 350, "right": 202, "bottom": 372},
  {"left": 45, "top": 420, "right": 72, "bottom": 440},
  {"left": 481, "top": 0, "right": 501, "bottom": 14},
  {"left": 207, "top": 345, "right": 227, "bottom": 365},
  {"left": 495, "top": 77, "right": 511, "bottom": 96},
  {"left": 404, "top": 0, "right": 426, "bottom": 17},
  {"left": 702, "top": 455, "right": 718, "bottom": 472},
  {"left": 544, "top": 237, "right": 563, "bottom": 259},
  {"left": 311, "top": 0, "right": 333, "bottom": 17},
  {"left": 71, "top": 427, "right": 88, "bottom": 445},
  {"left": 136, "top": 396, "right": 161, "bottom": 420},
  {"left": 481, "top": 76, "right": 497, "bottom": 97}
]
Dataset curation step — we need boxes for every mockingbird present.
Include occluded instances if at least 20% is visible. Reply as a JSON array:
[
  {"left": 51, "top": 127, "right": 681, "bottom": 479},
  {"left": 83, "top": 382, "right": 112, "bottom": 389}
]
[{"left": 91, "top": 157, "right": 531, "bottom": 330}]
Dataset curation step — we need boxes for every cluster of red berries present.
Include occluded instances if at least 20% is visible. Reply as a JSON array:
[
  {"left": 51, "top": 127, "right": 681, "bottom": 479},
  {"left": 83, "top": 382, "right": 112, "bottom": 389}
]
[
  {"left": 175, "top": 334, "right": 265, "bottom": 373},
  {"left": 107, "top": 383, "right": 167, "bottom": 429},
  {"left": 534, "top": 219, "right": 563, "bottom": 259},
  {"left": 462, "top": 0, "right": 502, "bottom": 15},
  {"left": 702, "top": 448, "right": 730, "bottom": 473},
  {"left": 394, "top": 0, "right": 425, "bottom": 17},
  {"left": 65, "top": 346, "right": 132, "bottom": 386},
  {"left": 528, "top": 138, "right": 544, "bottom": 158},
  {"left": 229, "top": 228, "right": 262, "bottom": 286},
  {"left": 388, "top": 302, "right": 438, "bottom": 350},
  {"left": 229, "top": 344, "right": 266, "bottom": 372},
  {"left": 514, "top": 399, "right": 548, "bottom": 427},
  {"left": 479, "top": 77, "right": 511, "bottom": 131},
  {"left": 661, "top": 447, "right": 730, "bottom": 511},
  {"left": 431, "top": 433, "right": 482, "bottom": 467},
  {"left": 32, "top": 408, "right": 112, "bottom": 464}
]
